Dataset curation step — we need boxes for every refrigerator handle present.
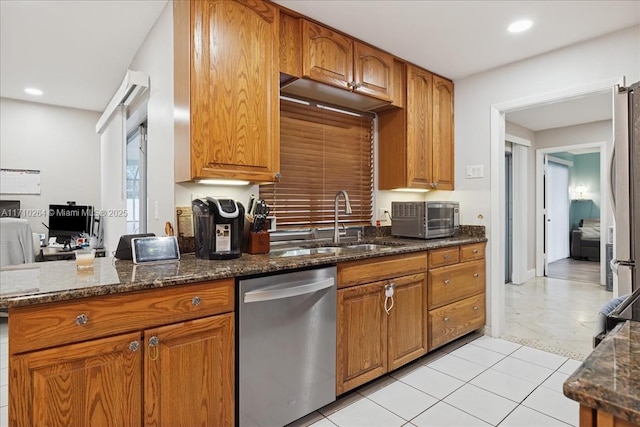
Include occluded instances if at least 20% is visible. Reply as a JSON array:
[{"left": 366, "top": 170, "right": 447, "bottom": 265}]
[{"left": 608, "top": 147, "right": 616, "bottom": 210}]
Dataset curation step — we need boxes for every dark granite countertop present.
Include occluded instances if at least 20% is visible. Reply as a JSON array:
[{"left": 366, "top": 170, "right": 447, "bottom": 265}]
[
  {"left": 563, "top": 321, "right": 640, "bottom": 424},
  {"left": 0, "top": 235, "right": 486, "bottom": 308}
]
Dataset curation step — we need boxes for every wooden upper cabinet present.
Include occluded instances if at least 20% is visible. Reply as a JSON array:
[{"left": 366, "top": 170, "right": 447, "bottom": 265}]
[
  {"left": 302, "top": 20, "right": 353, "bottom": 90},
  {"left": 406, "top": 65, "right": 433, "bottom": 189},
  {"left": 354, "top": 42, "right": 394, "bottom": 102},
  {"left": 378, "top": 64, "right": 454, "bottom": 190},
  {"left": 432, "top": 75, "right": 455, "bottom": 190},
  {"left": 300, "top": 19, "right": 394, "bottom": 103},
  {"left": 175, "top": 0, "right": 280, "bottom": 183}
]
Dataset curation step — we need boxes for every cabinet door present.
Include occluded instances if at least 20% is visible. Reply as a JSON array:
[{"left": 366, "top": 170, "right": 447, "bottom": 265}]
[
  {"left": 337, "top": 282, "right": 387, "bottom": 395},
  {"left": 432, "top": 75, "right": 454, "bottom": 190},
  {"left": 10, "top": 332, "right": 142, "bottom": 427},
  {"left": 302, "top": 19, "right": 353, "bottom": 90},
  {"left": 406, "top": 65, "right": 433, "bottom": 189},
  {"left": 190, "top": 0, "right": 280, "bottom": 182},
  {"left": 388, "top": 273, "right": 428, "bottom": 370},
  {"left": 144, "top": 313, "right": 234, "bottom": 427},
  {"left": 353, "top": 42, "right": 394, "bottom": 102}
]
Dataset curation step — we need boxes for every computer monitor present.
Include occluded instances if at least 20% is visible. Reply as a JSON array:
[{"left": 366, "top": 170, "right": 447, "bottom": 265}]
[{"left": 48, "top": 204, "right": 93, "bottom": 244}]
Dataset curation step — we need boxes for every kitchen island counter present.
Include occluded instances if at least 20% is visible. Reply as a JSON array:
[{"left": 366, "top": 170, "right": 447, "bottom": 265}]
[
  {"left": 564, "top": 320, "right": 640, "bottom": 425},
  {"left": 1, "top": 234, "right": 486, "bottom": 308}
]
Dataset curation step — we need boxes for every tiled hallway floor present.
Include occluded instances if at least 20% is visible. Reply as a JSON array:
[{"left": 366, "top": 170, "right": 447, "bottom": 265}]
[
  {"left": 504, "top": 275, "right": 612, "bottom": 359},
  {"left": 288, "top": 333, "right": 581, "bottom": 427}
]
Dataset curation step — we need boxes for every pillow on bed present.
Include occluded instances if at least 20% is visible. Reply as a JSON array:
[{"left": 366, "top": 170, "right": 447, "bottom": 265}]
[{"left": 579, "top": 225, "right": 600, "bottom": 240}]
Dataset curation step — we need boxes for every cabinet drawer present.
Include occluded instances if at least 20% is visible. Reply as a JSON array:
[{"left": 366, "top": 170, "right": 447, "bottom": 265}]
[
  {"left": 428, "top": 260, "right": 485, "bottom": 309},
  {"left": 9, "top": 279, "right": 234, "bottom": 355},
  {"left": 460, "top": 243, "right": 485, "bottom": 262},
  {"left": 429, "top": 293, "right": 485, "bottom": 349},
  {"left": 428, "top": 247, "right": 459, "bottom": 268},
  {"left": 338, "top": 252, "right": 427, "bottom": 288}
]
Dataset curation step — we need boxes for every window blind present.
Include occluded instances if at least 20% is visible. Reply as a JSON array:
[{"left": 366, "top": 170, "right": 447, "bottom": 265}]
[{"left": 259, "top": 98, "right": 374, "bottom": 229}]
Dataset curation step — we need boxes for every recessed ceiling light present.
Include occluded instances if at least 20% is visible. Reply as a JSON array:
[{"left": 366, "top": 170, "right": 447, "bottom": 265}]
[
  {"left": 508, "top": 19, "right": 533, "bottom": 33},
  {"left": 24, "top": 87, "right": 43, "bottom": 96}
]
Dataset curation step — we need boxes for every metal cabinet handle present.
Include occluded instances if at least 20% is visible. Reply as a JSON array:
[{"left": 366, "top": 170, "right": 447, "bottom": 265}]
[
  {"left": 192, "top": 296, "right": 201, "bottom": 306},
  {"left": 444, "top": 279, "right": 451, "bottom": 285},
  {"left": 474, "top": 273, "right": 479, "bottom": 278},
  {"left": 129, "top": 341, "right": 140, "bottom": 352},
  {"left": 473, "top": 306, "right": 479, "bottom": 311},
  {"left": 444, "top": 317, "right": 450, "bottom": 322},
  {"left": 148, "top": 336, "right": 159, "bottom": 361},
  {"left": 355, "top": 82, "right": 362, "bottom": 89},
  {"left": 75, "top": 314, "right": 88, "bottom": 326},
  {"left": 473, "top": 249, "right": 478, "bottom": 254},
  {"left": 444, "top": 254, "right": 450, "bottom": 259}
]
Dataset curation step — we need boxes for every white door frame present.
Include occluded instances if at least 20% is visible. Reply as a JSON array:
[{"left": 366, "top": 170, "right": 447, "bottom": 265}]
[
  {"left": 505, "top": 134, "right": 531, "bottom": 284},
  {"left": 535, "top": 142, "right": 608, "bottom": 285},
  {"left": 489, "top": 77, "right": 620, "bottom": 337}
]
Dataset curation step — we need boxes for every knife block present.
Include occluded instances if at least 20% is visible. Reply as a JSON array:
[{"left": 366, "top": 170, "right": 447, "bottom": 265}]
[{"left": 246, "top": 231, "right": 270, "bottom": 254}]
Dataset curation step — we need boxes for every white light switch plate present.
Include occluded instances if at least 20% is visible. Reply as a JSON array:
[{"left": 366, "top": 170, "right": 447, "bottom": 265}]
[{"left": 466, "top": 164, "right": 484, "bottom": 179}]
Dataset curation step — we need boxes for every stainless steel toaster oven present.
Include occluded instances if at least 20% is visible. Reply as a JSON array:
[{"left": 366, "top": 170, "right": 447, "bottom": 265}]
[{"left": 391, "top": 201, "right": 459, "bottom": 239}]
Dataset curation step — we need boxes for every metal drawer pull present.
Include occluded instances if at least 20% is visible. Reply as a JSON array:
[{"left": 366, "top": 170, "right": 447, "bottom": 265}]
[
  {"left": 192, "top": 296, "right": 201, "bottom": 306},
  {"left": 75, "top": 314, "right": 88, "bottom": 326},
  {"left": 473, "top": 306, "right": 479, "bottom": 311},
  {"left": 129, "top": 341, "right": 140, "bottom": 352},
  {"left": 444, "top": 279, "right": 451, "bottom": 285},
  {"left": 444, "top": 317, "right": 450, "bottom": 322},
  {"left": 473, "top": 249, "right": 478, "bottom": 254},
  {"left": 149, "top": 336, "right": 159, "bottom": 361},
  {"left": 474, "top": 273, "right": 479, "bottom": 278},
  {"left": 444, "top": 254, "right": 450, "bottom": 259}
]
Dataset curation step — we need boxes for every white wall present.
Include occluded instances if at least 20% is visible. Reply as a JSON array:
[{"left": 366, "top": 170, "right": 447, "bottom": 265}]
[
  {"left": 454, "top": 24, "right": 640, "bottom": 335},
  {"left": 0, "top": 98, "right": 101, "bottom": 235},
  {"left": 128, "top": 1, "right": 176, "bottom": 237}
]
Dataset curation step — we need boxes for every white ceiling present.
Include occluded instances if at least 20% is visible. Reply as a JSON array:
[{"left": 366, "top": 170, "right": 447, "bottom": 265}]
[
  {"left": 0, "top": 0, "right": 638, "bottom": 124},
  {"left": 506, "top": 91, "right": 613, "bottom": 131},
  {"left": 0, "top": 0, "right": 167, "bottom": 112}
]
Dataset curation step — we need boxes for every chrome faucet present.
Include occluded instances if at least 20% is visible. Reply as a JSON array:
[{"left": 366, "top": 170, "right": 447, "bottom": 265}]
[{"left": 333, "top": 190, "right": 353, "bottom": 244}]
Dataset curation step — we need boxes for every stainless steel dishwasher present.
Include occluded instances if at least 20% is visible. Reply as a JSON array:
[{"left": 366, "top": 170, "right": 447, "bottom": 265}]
[{"left": 238, "top": 266, "right": 337, "bottom": 427}]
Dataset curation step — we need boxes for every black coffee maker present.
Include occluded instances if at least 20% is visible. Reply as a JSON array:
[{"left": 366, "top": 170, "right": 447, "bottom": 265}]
[{"left": 192, "top": 197, "right": 245, "bottom": 260}]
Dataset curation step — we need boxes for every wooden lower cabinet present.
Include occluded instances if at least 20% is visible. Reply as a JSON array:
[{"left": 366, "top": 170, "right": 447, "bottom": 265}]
[
  {"left": 429, "top": 293, "right": 485, "bottom": 350},
  {"left": 9, "top": 280, "right": 235, "bottom": 427},
  {"left": 10, "top": 332, "right": 143, "bottom": 427},
  {"left": 336, "top": 273, "right": 427, "bottom": 394},
  {"left": 388, "top": 274, "right": 428, "bottom": 370},
  {"left": 336, "top": 281, "right": 388, "bottom": 395},
  {"left": 144, "top": 313, "right": 234, "bottom": 427},
  {"left": 580, "top": 405, "right": 640, "bottom": 427}
]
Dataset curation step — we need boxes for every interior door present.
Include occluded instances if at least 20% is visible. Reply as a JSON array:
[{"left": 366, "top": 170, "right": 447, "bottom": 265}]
[
  {"left": 547, "top": 160, "right": 571, "bottom": 264},
  {"left": 543, "top": 154, "right": 550, "bottom": 275}
]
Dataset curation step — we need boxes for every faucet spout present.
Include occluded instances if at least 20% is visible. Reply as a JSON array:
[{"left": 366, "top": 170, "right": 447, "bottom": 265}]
[{"left": 334, "top": 190, "right": 352, "bottom": 244}]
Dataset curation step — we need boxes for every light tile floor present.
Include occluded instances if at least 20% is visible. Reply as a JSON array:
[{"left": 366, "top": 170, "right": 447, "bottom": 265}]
[
  {"left": 288, "top": 333, "right": 582, "bottom": 427},
  {"left": 2, "top": 273, "right": 603, "bottom": 427},
  {"left": 504, "top": 275, "right": 612, "bottom": 359}
]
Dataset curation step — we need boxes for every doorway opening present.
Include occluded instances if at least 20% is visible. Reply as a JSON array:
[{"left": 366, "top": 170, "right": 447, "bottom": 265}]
[{"left": 505, "top": 147, "right": 513, "bottom": 284}]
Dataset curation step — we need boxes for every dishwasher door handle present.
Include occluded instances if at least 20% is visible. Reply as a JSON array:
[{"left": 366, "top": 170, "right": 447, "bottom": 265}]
[{"left": 244, "top": 278, "right": 335, "bottom": 303}]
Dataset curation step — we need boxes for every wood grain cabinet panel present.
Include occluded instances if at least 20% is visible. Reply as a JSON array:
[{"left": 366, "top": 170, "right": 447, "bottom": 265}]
[
  {"left": 300, "top": 19, "right": 395, "bottom": 103},
  {"left": 336, "top": 282, "right": 388, "bottom": 395},
  {"left": 460, "top": 242, "right": 485, "bottom": 262},
  {"left": 378, "top": 64, "right": 455, "bottom": 190},
  {"left": 302, "top": 19, "right": 353, "bottom": 90},
  {"left": 144, "top": 314, "right": 234, "bottom": 427},
  {"left": 338, "top": 252, "right": 427, "bottom": 289},
  {"left": 10, "top": 332, "right": 142, "bottom": 427},
  {"left": 175, "top": 0, "right": 280, "bottom": 183},
  {"left": 428, "top": 259, "right": 485, "bottom": 309},
  {"left": 388, "top": 273, "right": 428, "bottom": 370},
  {"left": 9, "top": 279, "right": 234, "bottom": 355},
  {"left": 429, "top": 293, "right": 485, "bottom": 349},
  {"left": 428, "top": 246, "right": 460, "bottom": 268}
]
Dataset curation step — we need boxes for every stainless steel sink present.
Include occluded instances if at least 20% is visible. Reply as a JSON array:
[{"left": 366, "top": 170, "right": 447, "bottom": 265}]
[{"left": 270, "top": 242, "right": 397, "bottom": 258}]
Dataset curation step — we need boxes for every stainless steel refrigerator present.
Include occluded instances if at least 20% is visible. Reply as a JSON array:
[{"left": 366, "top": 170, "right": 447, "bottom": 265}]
[{"left": 608, "top": 80, "right": 640, "bottom": 323}]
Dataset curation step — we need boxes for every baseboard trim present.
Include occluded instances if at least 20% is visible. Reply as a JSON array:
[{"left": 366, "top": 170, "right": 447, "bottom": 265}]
[{"left": 525, "top": 269, "right": 536, "bottom": 281}]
